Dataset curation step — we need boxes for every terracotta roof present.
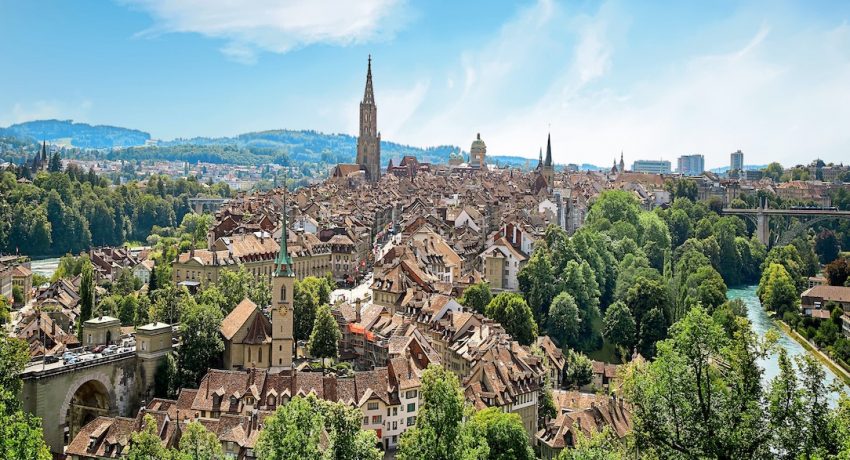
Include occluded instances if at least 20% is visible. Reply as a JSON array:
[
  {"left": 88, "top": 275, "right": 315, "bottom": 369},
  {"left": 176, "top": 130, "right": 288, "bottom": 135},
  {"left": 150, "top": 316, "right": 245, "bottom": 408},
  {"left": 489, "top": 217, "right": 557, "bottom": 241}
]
[{"left": 221, "top": 298, "right": 260, "bottom": 340}]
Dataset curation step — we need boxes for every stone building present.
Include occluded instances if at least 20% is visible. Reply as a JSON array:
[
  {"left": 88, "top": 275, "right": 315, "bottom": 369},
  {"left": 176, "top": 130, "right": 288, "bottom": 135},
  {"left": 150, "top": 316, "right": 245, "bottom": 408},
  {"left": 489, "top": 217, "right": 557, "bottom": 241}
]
[
  {"left": 356, "top": 55, "right": 381, "bottom": 182},
  {"left": 470, "top": 133, "right": 486, "bottom": 169}
]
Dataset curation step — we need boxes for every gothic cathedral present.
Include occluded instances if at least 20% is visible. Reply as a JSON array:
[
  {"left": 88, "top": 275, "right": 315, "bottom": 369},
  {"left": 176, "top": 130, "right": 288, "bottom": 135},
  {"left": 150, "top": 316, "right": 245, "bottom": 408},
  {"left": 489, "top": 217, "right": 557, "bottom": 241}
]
[
  {"left": 271, "top": 201, "right": 295, "bottom": 369},
  {"left": 356, "top": 55, "right": 381, "bottom": 182}
]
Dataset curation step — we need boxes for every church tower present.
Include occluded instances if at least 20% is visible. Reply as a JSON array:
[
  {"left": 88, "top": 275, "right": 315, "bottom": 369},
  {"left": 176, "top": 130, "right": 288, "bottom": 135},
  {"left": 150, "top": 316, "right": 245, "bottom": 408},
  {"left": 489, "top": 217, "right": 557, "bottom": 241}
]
[
  {"left": 271, "top": 193, "right": 295, "bottom": 369},
  {"left": 356, "top": 55, "right": 381, "bottom": 182},
  {"left": 619, "top": 151, "right": 625, "bottom": 173},
  {"left": 542, "top": 133, "right": 554, "bottom": 189}
]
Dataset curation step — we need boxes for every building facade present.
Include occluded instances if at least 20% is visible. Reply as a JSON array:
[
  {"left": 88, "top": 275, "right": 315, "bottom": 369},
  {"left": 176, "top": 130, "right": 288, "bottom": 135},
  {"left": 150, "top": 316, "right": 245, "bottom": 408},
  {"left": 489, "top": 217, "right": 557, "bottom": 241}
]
[
  {"left": 731, "top": 150, "right": 744, "bottom": 172},
  {"left": 632, "top": 160, "right": 671, "bottom": 174},
  {"left": 677, "top": 154, "right": 705, "bottom": 176}
]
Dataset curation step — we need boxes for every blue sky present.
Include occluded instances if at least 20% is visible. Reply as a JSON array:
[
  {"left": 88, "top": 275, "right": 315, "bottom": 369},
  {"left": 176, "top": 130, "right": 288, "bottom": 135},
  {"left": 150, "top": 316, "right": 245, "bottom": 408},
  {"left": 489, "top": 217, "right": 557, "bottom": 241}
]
[{"left": 1, "top": 0, "right": 849, "bottom": 168}]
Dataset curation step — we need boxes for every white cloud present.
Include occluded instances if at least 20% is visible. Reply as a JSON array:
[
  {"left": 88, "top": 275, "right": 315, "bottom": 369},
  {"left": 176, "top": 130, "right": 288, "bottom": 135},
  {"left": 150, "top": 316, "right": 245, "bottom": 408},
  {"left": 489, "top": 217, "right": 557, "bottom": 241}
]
[
  {"left": 124, "top": 0, "right": 408, "bottom": 62},
  {"left": 391, "top": 1, "right": 850, "bottom": 167}
]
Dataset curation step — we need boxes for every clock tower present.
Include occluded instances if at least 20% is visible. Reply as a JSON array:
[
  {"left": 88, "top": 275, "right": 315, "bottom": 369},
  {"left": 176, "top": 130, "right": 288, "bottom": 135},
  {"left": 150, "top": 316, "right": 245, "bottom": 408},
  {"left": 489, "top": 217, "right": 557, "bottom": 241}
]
[{"left": 271, "top": 194, "right": 295, "bottom": 369}]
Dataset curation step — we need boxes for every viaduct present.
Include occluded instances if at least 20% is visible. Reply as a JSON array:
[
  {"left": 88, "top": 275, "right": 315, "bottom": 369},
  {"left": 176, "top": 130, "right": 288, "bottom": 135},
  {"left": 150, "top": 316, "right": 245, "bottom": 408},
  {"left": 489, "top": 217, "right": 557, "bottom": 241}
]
[
  {"left": 19, "top": 322, "right": 172, "bottom": 455},
  {"left": 722, "top": 202, "right": 850, "bottom": 247}
]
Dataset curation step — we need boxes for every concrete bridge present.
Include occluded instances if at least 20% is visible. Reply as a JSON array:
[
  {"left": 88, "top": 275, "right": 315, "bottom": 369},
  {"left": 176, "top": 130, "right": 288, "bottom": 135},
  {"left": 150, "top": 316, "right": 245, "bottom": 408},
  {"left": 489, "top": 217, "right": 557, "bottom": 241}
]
[
  {"left": 188, "top": 196, "right": 229, "bottom": 214},
  {"left": 722, "top": 203, "right": 850, "bottom": 246},
  {"left": 19, "top": 324, "right": 171, "bottom": 454}
]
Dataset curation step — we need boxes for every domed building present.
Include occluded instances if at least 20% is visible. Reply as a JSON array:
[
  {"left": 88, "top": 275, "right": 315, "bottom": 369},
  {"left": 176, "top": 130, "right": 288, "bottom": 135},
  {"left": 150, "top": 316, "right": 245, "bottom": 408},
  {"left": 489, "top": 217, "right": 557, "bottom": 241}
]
[{"left": 470, "top": 133, "right": 486, "bottom": 169}]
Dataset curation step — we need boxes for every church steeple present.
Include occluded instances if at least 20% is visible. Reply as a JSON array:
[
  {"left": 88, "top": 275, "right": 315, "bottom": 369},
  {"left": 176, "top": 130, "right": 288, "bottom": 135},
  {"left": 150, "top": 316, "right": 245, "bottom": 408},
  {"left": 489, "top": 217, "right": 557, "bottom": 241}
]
[
  {"left": 357, "top": 55, "right": 380, "bottom": 181},
  {"left": 544, "top": 133, "right": 552, "bottom": 167},
  {"left": 273, "top": 190, "right": 294, "bottom": 278},
  {"left": 537, "top": 148, "right": 543, "bottom": 169},
  {"left": 363, "top": 54, "right": 374, "bottom": 105}
]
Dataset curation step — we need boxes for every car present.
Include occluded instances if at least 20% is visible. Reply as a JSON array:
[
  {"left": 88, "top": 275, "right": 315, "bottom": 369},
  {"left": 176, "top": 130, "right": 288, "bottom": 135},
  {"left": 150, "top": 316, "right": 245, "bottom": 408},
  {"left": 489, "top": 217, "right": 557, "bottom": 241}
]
[
  {"left": 44, "top": 355, "right": 59, "bottom": 364},
  {"left": 92, "top": 345, "right": 107, "bottom": 353},
  {"left": 103, "top": 345, "right": 118, "bottom": 355},
  {"left": 64, "top": 356, "right": 78, "bottom": 365}
]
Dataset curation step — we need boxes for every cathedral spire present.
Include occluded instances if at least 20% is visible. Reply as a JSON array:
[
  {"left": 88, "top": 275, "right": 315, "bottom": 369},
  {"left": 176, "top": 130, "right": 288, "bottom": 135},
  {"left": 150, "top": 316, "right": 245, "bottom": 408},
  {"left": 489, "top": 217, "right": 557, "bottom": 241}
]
[
  {"left": 544, "top": 133, "right": 552, "bottom": 167},
  {"left": 538, "top": 148, "right": 543, "bottom": 168},
  {"left": 273, "top": 188, "right": 294, "bottom": 277},
  {"left": 363, "top": 54, "right": 374, "bottom": 105}
]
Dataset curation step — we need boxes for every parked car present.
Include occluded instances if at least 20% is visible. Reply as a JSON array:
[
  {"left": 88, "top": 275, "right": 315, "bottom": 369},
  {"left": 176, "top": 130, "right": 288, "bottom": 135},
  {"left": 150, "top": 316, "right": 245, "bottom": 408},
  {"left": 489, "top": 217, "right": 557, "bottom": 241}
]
[
  {"left": 44, "top": 355, "right": 59, "bottom": 364},
  {"left": 64, "top": 356, "right": 78, "bottom": 365},
  {"left": 103, "top": 345, "right": 118, "bottom": 355},
  {"left": 92, "top": 345, "right": 107, "bottom": 353}
]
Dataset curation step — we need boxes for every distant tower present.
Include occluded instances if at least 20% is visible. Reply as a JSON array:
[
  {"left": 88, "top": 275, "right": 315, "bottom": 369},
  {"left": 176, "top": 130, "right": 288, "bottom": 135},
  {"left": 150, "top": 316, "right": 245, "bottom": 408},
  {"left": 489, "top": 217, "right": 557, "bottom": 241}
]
[
  {"left": 271, "top": 194, "right": 295, "bottom": 369},
  {"left": 619, "top": 151, "right": 625, "bottom": 173},
  {"left": 470, "top": 133, "right": 487, "bottom": 169},
  {"left": 731, "top": 150, "right": 744, "bottom": 173},
  {"left": 536, "top": 147, "right": 543, "bottom": 170},
  {"left": 542, "top": 133, "right": 554, "bottom": 188},
  {"left": 356, "top": 55, "right": 381, "bottom": 182}
]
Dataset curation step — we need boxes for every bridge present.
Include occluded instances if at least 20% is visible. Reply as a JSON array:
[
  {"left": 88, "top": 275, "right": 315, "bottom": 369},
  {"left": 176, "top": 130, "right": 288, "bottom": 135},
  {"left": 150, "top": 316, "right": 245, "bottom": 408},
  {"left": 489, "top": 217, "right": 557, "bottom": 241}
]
[
  {"left": 19, "top": 323, "right": 172, "bottom": 454},
  {"left": 722, "top": 203, "right": 850, "bottom": 246},
  {"left": 188, "top": 196, "right": 230, "bottom": 214}
]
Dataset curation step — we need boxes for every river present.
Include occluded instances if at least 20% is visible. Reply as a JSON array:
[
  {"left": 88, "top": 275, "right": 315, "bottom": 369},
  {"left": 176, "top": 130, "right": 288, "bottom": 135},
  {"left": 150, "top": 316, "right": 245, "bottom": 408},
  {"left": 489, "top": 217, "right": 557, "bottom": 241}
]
[
  {"left": 29, "top": 257, "right": 60, "bottom": 279},
  {"left": 728, "top": 285, "right": 848, "bottom": 404}
]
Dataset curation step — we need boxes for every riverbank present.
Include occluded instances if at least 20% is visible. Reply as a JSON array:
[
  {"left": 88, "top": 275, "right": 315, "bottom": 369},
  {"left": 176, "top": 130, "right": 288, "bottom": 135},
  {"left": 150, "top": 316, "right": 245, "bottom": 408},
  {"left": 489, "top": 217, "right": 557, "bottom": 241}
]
[{"left": 777, "top": 320, "right": 850, "bottom": 386}]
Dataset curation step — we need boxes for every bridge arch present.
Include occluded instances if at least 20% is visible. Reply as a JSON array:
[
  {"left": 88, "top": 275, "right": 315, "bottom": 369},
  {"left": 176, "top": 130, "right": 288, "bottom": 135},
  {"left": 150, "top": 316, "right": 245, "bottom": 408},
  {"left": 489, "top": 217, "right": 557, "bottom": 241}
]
[
  {"left": 59, "top": 371, "right": 116, "bottom": 445},
  {"left": 777, "top": 215, "right": 850, "bottom": 246}
]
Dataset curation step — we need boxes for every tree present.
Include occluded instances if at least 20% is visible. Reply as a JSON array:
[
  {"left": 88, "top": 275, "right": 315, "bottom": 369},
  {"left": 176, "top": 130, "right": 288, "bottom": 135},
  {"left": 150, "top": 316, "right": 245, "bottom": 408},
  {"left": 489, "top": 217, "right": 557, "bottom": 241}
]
[
  {"left": 680, "top": 266, "right": 728, "bottom": 313},
  {"left": 321, "top": 400, "right": 383, "bottom": 460},
  {"left": 0, "top": 400, "right": 52, "bottom": 460},
  {"left": 154, "top": 352, "right": 178, "bottom": 399},
  {"left": 0, "top": 296, "right": 10, "bottom": 325},
  {"left": 294, "top": 279, "right": 320, "bottom": 343},
  {"left": 256, "top": 396, "right": 323, "bottom": 460},
  {"left": 517, "top": 247, "right": 556, "bottom": 320},
  {"left": 397, "top": 365, "right": 488, "bottom": 460},
  {"left": 624, "top": 276, "right": 670, "bottom": 356},
  {"left": 815, "top": 229, "right": 841, "bottom": 264},
  {"left": 459, "top": 282, "right": 492, "bottom": 313},
  {"left": 485, "top": 293, "right": 538, "bottom": 346},
  {"left": 826, "top": 258, "right": 850, "bottom": 286},
  {"left": 547, "top": 292, "right": 581, "bottom": 349},
  {"left": 562, "top": 349, "right": 593, "bottom": 390},
  {"left": 767, "top": 348, "right": 803, "bottom": 460},
  {"left": 764, "top": 162, "right": 784, "bottom": 181},
  {"left": 623, "top": 307, "right": 772, "bottom": 459},
  {"left": 79, "top": 258, "right": 95, "bottom": 335},
  {"left": 127, "top": 414, "right": 172, "bottom": 460},
  {"left": 638, "top": 212, "right": 671, "bottom": 271},
  {"left": 668, "top": 208, "right": 693, "bottom": 248},
  {"left": 469, "top": 408, "right": 535, "bottom": 460},
  {"left": 586, "top": 190, "right": 642, "bottom": 235},
  {"left": 638, "top": 307, "right": 667, "bottom": 359},
  {"left": 556, "top": 427, "right": 624, "bottom": 460},
  {"left": 178, "top": 300, "right": 224, "bottom": 388},
  {"left": 0, "top": 336, "right": 29, "bottom": 411},
  {"left": 118, "top": 295, "right": 140, "bottom": 326},
  {"left": 178, "top": 420, "right": 224, "bottom": 460},
  {"left": 307, "top": 305, "right": 341, "bottom": 369},
  {"left": 603, "top": 301, "right": 636, "bottom": 353},
  {"left": 758, "top": 263, "right": 799, "bottom": 315}
]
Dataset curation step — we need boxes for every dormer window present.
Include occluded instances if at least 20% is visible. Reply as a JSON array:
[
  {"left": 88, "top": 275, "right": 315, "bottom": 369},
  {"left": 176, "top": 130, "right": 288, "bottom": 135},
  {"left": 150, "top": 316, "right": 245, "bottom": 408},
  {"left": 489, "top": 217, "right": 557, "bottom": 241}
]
[
  {"left": 230, "top": 395, "right": 238, "bottom": 406},
  {"left": 267, "top": 395, "right": 276, "bottom": 406},
  {"left": 246, "top": 396, "right": 254, "bottom": 405}
]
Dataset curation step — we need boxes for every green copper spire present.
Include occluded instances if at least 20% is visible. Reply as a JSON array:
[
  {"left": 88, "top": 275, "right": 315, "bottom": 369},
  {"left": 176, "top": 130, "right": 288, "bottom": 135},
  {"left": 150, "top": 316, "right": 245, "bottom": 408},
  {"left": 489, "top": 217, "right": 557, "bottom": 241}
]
[{"left": 274, "top": 189, "right": 294, "bottom": 277}]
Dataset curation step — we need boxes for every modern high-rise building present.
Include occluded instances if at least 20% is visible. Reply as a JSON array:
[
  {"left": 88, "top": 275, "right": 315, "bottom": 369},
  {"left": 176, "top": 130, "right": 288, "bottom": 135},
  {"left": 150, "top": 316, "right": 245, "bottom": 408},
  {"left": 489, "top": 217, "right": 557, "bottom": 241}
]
[
  {"left": 677, "top": 154, "right": 705, "bottom": 176},
  {"left": 731, "top": 150, "right": 744, "bottom": 172},
  {"left": 632, "top": 160, "right": 671, "bottom": 174},
  {"left": 356, "top": 55, "right": 381, "bottom": 182}
]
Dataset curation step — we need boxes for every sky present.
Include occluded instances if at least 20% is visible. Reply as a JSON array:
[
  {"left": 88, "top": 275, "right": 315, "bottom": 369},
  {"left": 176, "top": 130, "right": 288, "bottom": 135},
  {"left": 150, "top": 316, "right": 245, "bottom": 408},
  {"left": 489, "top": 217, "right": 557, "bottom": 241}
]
[{"left": 1, "top": 0, "right": 849, "bottom": 168}]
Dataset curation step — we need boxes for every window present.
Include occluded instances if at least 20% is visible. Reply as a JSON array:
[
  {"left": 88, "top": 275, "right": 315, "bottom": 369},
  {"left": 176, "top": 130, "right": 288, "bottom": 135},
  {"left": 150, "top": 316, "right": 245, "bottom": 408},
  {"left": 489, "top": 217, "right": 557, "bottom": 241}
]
[
  {"left": 267, "top": 396, "right": 276, "bottom": 406},
  {"left": 407, "top": 403, "right": 416, "bottom": 413},
  {"left": 362, "top": 416, "right": 369, "bottom": 425},
  {"left": 367, "top": 402, "right": 378, "bottom": 411},
  {"left": 406, "top": 416, "right": 416, "bottom": 426},
  {"left": 279, "top": 285, "right": 287, "bottom": 303},
  {"left": 372, "top": 415, "right": 382, "bottom": 424},
  {"left": 258, "top": 347, "right": 262, "bottom": 362},
  {"left": 406, "top": 390, "right": 418, "bottom": 399}
]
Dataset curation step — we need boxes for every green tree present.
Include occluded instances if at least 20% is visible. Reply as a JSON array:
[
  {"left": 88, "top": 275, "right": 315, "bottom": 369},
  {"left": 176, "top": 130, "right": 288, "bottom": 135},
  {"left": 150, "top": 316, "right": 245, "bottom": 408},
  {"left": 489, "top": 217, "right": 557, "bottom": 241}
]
[
  {"left": 624, "top": 307, "right": 773, "bottom": 459},
  {"left": 757, "top": 263, "right": 799, "bottom": 315},
  {"left": 307, "top": 305, "right": 341, "bottom": 369},
  {"left": 469, "top": 408, "right": 535, "bottom": 460},
  {"left": 556, "top": 427, "right": 625, "bottom": 460},
  {"left": 127, "top": 413, "right": 172, "bottom": 460},
  {"left": 118, "top": 295, "right": 140, "bottom": 326},
  {"left": 668, "top": 208, "right": 693, "bottom": 248},
  {"left": 563, "top": 349, "right": 593, "bottom": 390},
  {"left": 294, "top": 279, "right": 320, "bottom": 343},
  {"left": 321, "top": 400, "right": 383, "bottom": 460},
  {"left": 79, "top": 258, "right": 95, "bottom": 335},
  {"left": 178, "top": 420, "right": 224, "bottom": 460},
  {"left": 256, "top": 396, "right": 323, "bottom": 460},
  {"left": 459, "top": 282, "right": 492, "bottom": 313},
  {"left": 517, "top": 246, "right": 556, "bottom": 320},
  {"left": 0, "top": 400, "right": 52, "bottom": 460},
  {"left": 764, "top": 162, "right": 784, "bottom": 181},
  {"left": 815, "top": 229, "right": 841, "bottom": 265},
  {"left": 826, "top": 257, "right": 850, "bottom": 286},
  {"left": 178, "top": 300, "right": 224, "bottom": 388},
  {"left": 586, "top": 190, "right": 642, "bottom": 235},
  {"left": 0, "top": 336, "right": 29, "bottom": 411},
  {"left": 547, "top": 292, "right": 581, "bottom": 349},
  {"left": 397, "top": 365, "right": 489, "bottom": 460},
  {"left": 603, "top": 301, "right": 636, "bottom": 353},
  {"left": 485, "top": 293, "right": 538, "bottom": 346}
]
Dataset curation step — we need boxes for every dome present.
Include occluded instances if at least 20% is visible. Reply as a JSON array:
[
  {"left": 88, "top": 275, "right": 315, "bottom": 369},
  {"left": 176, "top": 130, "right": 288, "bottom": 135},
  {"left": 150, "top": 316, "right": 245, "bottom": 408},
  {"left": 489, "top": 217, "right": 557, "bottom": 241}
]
[{"left": 470, "top": 133, "right": 486, "bottom": 152}]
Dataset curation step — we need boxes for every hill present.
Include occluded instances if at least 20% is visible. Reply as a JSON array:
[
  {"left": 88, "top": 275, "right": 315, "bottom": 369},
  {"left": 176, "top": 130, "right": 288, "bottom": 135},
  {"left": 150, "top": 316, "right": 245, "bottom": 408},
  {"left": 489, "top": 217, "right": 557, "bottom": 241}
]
[{"left": 1, "top": 119, "right": 150, "bottom": 149}]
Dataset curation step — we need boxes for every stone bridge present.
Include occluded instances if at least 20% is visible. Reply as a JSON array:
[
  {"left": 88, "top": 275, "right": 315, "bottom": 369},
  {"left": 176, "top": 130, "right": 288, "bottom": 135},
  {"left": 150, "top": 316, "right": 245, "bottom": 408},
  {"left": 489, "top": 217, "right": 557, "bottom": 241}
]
[
  {"left": 722, "top": 203, "right": 850, "bottom": 246},
  {"left": 20, "top": 348, "right": 165, "bottom": 454},
  {"left": 187, "top": 196, "right": 229, "bottom": 214}
]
